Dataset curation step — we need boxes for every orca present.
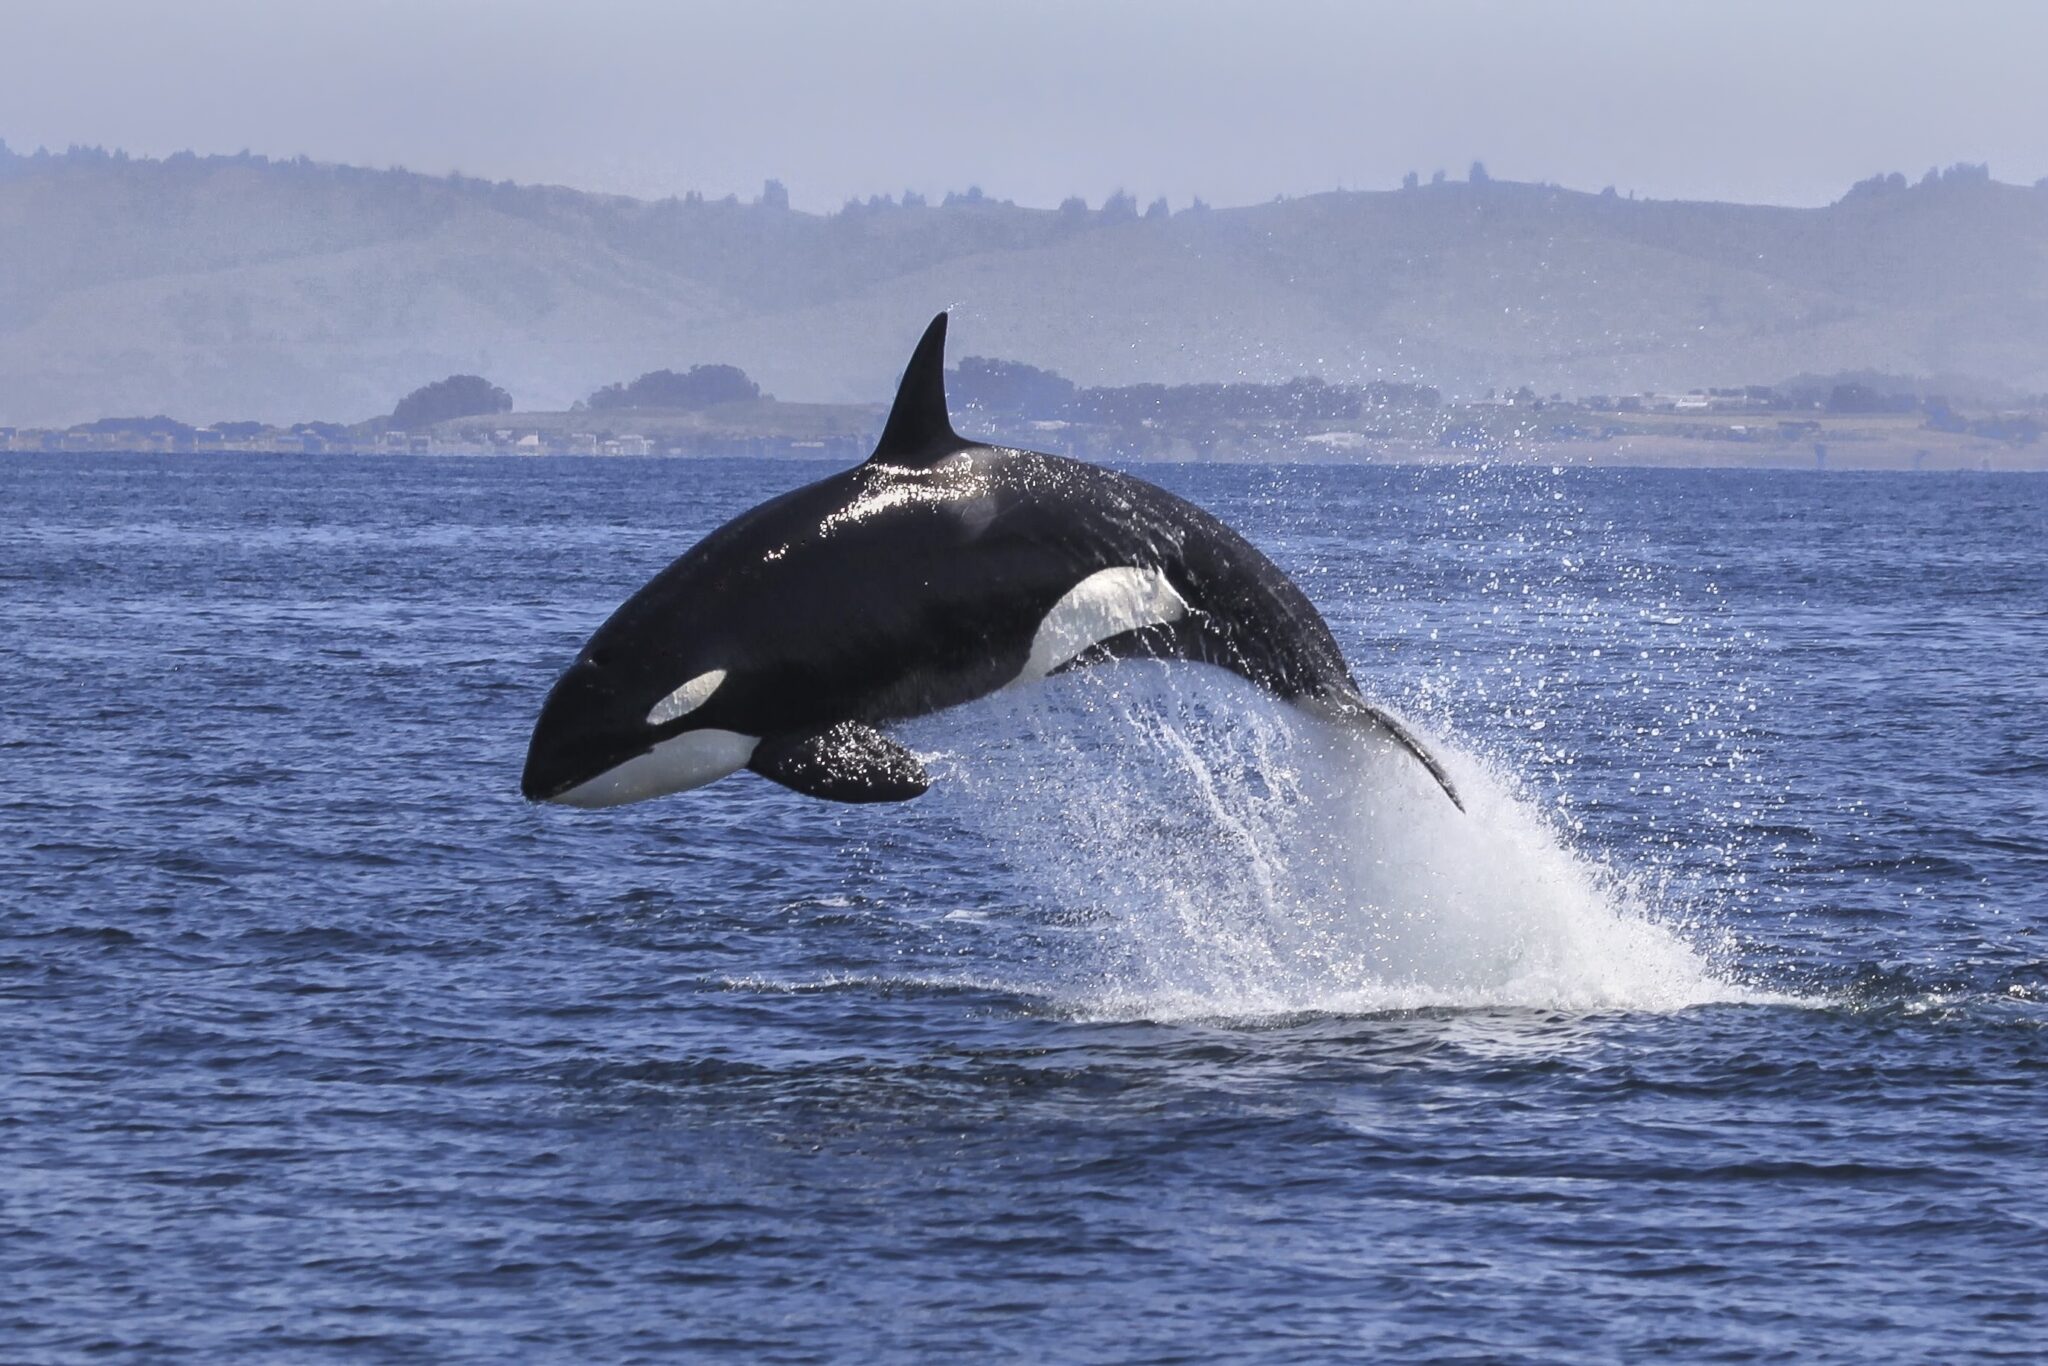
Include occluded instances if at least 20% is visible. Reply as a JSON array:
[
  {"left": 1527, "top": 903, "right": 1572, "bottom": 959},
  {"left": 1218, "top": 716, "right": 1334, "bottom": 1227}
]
[{"left": 520, "top": 313, "right": 1462, "bottom": 811}]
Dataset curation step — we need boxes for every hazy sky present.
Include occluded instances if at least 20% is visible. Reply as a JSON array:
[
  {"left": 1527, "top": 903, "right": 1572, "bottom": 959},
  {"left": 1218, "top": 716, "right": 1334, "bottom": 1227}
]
[{"left": 4, "top": 0, "right": 2045, "bottom": 211}]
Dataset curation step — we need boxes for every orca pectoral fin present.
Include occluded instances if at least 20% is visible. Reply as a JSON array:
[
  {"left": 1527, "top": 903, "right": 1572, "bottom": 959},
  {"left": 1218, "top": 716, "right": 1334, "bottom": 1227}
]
[{"left": 747, "top": 723, "right": 931, "bottom": 804}]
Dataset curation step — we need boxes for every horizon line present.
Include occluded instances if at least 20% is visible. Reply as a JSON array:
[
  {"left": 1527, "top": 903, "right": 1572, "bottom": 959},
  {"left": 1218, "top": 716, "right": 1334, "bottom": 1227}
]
[{"left": 2, "top": 136, "right": 2034, "bottom": 217}]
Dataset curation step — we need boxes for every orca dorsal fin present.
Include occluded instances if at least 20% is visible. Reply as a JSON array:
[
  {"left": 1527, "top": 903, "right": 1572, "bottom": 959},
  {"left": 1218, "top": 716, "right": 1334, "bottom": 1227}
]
[{"left": 868, "top": 312, "right": 967, "bottom": 467}]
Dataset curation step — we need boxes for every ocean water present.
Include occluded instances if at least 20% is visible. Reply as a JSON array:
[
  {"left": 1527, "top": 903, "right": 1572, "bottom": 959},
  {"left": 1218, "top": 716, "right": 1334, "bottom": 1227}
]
[{"left": 3, "top": 453, "right": 2044, "bottom": 1361}]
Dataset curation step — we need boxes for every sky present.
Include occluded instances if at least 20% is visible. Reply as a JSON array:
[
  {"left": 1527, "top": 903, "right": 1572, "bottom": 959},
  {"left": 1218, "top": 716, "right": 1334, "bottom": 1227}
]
[{"left": 3, "top": 0, "right": 2045, "bottom": 212}]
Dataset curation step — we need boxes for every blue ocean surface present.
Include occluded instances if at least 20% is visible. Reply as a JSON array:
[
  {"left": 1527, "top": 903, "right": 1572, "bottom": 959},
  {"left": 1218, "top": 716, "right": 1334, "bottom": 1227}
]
[{"left": 3, "top": 453, "right": 2044, "bottom": 1361}]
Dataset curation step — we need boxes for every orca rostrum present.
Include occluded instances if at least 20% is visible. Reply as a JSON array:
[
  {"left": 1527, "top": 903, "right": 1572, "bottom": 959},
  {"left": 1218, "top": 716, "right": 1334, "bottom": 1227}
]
[{"left": 520, "top": 313, "right": 1462, "bottom": 811}]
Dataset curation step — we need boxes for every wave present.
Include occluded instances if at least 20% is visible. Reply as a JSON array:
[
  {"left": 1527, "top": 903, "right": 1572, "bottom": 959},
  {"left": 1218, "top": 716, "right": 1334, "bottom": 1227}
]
[{"left": 905, "top": 665, "right": 1773, "bottom": 1021}]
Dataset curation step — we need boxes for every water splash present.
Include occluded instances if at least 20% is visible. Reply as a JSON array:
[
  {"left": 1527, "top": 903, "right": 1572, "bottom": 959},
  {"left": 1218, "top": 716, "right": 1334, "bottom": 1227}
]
[{"left": 908, "top": 664, "right": 1757, "bottom": 1021}]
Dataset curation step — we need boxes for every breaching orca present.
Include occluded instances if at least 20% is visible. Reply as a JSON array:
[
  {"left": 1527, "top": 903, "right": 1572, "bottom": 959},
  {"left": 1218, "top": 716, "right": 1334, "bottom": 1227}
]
[{"left": 521, "top": 314, "right": 1461, "bottom": 812}]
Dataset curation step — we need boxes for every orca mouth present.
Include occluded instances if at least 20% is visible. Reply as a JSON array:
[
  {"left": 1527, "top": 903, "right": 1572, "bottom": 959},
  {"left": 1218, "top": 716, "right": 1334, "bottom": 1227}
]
[
  {"left": 521, "top": 758, "right": 618, "bottom": 804},
  {"left": 521, "top": 660, "right": 650, "bottom": 803},
  {"left": 523, "top": 722, "right": 760, "bottom": 807},
  {"left": 520, "top": 731, "right": 649, "bottom": 804}
]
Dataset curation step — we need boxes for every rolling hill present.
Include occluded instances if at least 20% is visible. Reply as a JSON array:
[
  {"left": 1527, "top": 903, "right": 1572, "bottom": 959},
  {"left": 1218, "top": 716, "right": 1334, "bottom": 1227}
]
[{"left": 3, "top": 145, "right": 2045, "bottom": 427}]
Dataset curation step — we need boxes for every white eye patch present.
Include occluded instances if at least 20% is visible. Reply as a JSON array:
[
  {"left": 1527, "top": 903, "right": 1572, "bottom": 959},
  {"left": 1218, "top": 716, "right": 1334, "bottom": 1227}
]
[{"left": 646, "top": 669, "right": 728, "bottom": 726}]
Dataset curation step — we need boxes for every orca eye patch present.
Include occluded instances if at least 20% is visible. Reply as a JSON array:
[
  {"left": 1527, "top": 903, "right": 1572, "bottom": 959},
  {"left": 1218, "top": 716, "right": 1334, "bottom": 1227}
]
[{"left": 646, "top": 669, "right": 727, "bottom": 726}]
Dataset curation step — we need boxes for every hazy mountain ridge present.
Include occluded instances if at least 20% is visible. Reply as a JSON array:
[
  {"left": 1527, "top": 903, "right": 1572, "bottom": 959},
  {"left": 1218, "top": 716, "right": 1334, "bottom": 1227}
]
[{"left": 3, "top": 144, "right": 2045, "bottom": 426}]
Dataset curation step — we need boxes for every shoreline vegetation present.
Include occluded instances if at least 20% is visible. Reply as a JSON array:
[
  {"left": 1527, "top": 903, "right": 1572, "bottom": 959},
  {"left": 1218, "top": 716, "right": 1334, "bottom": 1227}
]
[{"left": 7, "top": 370, "right": 2043, "bottom": 472}]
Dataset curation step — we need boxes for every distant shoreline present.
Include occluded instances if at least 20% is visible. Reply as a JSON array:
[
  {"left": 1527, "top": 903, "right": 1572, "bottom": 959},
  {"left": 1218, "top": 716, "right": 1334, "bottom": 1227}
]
[
  {"left": 11, "top": 441, "right": 2044, "bottom": 474},
  {"left": 9, "top": 396, "right": 2043, "bottom": 472}
]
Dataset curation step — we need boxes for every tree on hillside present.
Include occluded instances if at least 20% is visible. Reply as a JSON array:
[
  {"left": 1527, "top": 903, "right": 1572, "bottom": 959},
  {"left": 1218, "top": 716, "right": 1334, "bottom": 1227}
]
[
  {"left": 951, "top": 357, "right": 1076, "bottom": 418},
  {"left": 391, "top": 375, "right": 512, "bottom": 430},
  {"left": 73, "top": 415, "right": 194, "bottom": 438},
  {"left": 586, "top": 364, "right": 761, "bottom": 411},
  {"left": 1826, "top": 382, "right": 1911, "bottom": 414}
]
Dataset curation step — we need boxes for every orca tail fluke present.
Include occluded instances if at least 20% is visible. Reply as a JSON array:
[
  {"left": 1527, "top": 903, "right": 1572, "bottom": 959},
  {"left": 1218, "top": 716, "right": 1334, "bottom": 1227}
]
[
  {"left": 1360, "top": 703, "right": 1465, "bottom": 812},
  {"left": 1301, "top": 694, "right": 1465, "bottom": 812}
]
